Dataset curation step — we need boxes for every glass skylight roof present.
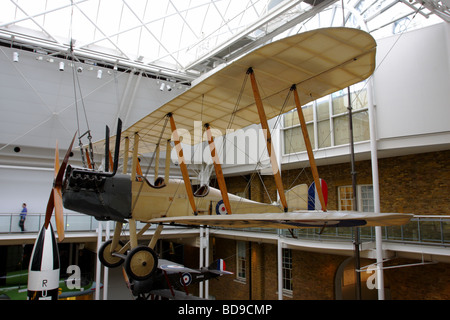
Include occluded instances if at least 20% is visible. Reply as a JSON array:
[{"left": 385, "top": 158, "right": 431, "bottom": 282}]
[{"left": 0, "top": 0, "right": 447, "bottom": 82}]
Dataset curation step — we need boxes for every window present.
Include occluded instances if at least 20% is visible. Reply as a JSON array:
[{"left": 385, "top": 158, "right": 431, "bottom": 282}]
[
  {"left": 283, "top": 104, "right": 314, "bottom": 154},
  {"left": 236, "top": 241, "right": 246, "bottom": 281},
  {"left": 283, "top": 82, "right": 370, "bottom": 155},
  {"left": 333, "top": 110, "right": 370, "bottom": 146},
  {"left": 282, "top": 248, "right": 293, "bottom": 294},
  {"left": 339, "top": 186, "right": 354, "bottom": 211},
  {"left": 331, "top": 84, "right": 370, "bottom": 146},
  {"left": 360, "top": 185, "right": 374, "bottom": 212},
  {"left": 316, "top": 96, "right": 331, "bottom": 149},
  {"left": 338, "top": 185, "right": 374, "bottom": 212}
]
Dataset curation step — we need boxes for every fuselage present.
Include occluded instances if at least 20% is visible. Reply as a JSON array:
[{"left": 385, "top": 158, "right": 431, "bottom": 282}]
[{"left": 62, "top": 165, "right": 286, "bottom": 223}]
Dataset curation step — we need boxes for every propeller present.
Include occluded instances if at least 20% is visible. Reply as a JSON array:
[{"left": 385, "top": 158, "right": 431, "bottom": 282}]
[{"left": 44, "top": 133, "right": 76, "bottom": 242}]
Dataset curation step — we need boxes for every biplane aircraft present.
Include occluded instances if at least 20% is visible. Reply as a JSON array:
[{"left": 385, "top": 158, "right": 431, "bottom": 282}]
[
  {"left": 122, "top": 258, "right": 232, "bottom": 300},
  {"left": 43, "top": 27, "right": 413, "bottom": 283}
]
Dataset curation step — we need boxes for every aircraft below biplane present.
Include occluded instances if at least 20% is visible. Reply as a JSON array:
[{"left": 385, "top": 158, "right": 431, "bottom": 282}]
[
  {"left": 121, "top": 258, "right": 232, "bottom": 300},
  {"left": 42, "top": 27, "right": 412, "bottom": 283}
]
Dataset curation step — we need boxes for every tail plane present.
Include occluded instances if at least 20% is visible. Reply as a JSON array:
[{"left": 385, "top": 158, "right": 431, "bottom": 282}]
[{"left": 208, "top": 259, "right": 233, "bottom": 275}]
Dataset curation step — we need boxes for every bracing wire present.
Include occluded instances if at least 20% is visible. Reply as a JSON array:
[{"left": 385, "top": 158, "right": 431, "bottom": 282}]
[
  {"left": 131, "top": 115, "right": 170, "bottom": 212},
  {"left": 69, "top": 0, "right": 95, "bottom": 168}
]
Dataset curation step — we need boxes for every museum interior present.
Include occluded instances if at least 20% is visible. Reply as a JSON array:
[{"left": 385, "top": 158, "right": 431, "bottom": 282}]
[{"left": 0, "top": 0, "right": 449, "bottom": 301}]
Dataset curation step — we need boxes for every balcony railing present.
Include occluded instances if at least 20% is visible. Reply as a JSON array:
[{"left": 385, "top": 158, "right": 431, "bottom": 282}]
[
  {"left": 0, "top": 212, "right": 150, "bottom": 234},
  {"left": 1, "top": 213, "right": 449, "bottom": 247},
  {"left": 215, "top": 215, "right": 450, "bottom": 247}
]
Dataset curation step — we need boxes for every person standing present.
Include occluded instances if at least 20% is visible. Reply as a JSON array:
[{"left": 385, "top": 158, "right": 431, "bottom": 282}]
[{"left": 19, "top": 203, "right": 27, "bottom": 232}]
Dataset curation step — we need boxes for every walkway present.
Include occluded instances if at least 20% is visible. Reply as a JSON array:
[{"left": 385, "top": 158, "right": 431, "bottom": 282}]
[{"left": 1, "top": 213, "right": 449, "bottom": 263}]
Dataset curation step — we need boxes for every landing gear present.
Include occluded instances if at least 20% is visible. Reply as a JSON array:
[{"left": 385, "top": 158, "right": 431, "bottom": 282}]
[
  {"left": 98, "top": 222, "right": 163, "bottom": 281},
  {"left": 98, "top": 239, "right": 125, "bottom": 268},
  {"left": 125, "top": 246, "right": 158, "bottom": 281}
]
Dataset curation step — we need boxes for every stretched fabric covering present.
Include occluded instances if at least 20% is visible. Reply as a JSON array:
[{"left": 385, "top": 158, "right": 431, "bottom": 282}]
[{"left": 98, "top": 27, "right": 376, "bottom": 154}]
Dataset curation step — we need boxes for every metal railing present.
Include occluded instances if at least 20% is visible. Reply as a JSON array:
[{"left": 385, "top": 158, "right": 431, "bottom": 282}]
[
  {"left": 1, "top": 213, "right": 449, "bottom": 247},
  {"left": 216, "top": 215, "right": 450, "bottom": 247},
  {"left": 0, "top": 212, "right": 150, "bottom": 234}
]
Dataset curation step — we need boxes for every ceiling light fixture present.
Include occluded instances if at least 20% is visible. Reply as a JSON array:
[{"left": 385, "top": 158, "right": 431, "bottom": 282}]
[{"left": 13, "top": 52, "right": 19, "bottom": 62}]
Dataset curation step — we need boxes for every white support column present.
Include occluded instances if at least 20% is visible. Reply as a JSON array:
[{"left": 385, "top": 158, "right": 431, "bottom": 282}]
[
  {"left": 277, "top": 232, "right": 283, "bottom": 300},
  {"left": 205, "top": 227, "right": 210, "bottom": 299},
  {"left": 95, "top": 221, "right": 103, "bottom": 300},
  {"left": 199, "top": 226, "right": 204, "bottom": 298},
  {"left": 103, "top": 221, "right": 110, "bottom": 300},
  {"left": 368, "top": 77, "right": 385, "bottom": 300}
]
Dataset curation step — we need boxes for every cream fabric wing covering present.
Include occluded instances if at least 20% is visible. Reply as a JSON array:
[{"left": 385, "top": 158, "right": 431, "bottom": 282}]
[{"left": 99, "top": 27, "right": 376, "bottom": 154}]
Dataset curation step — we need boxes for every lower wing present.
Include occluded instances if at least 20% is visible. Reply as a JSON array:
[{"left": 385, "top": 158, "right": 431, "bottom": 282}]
[{"left": 150, "top": 211, "right": 413, "bottom": 229}]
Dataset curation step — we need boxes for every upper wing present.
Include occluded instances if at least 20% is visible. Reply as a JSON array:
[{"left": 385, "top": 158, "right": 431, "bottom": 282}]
[
  {"left": 158, "top": 259, "right": 200, "bottom": 274},
  {"left": 99, "top": 27, "right": 376, "bottom": 154},
  {"left": 150, "top": 211, "right": 413, "bottom": 229}
]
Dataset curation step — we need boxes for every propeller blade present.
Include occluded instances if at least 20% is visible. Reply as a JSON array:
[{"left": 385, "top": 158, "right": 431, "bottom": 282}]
[
  {"left": 55, "top": 133, "right": 76, "bottom": 187},
  {"left": 53, "top": 187, "right": 65, "bottom": 242},
  {"left": 122, "top": 267, "right": 132, "bottom": 291},
  {"left": 44, "top": 189, "right": 55, "bottom": 229},
  {"left": 45, "top": 133, "right": 74, "bottom": 240}
]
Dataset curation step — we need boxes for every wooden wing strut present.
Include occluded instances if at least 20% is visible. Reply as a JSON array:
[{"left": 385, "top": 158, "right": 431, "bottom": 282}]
[
  {"left": 248, "top": 68, "right": 288, "bottom": 212},
  {"left": 168, "top": 113, "right": 198, "bottom": 215},
  {"left": 205, "top": 123, "right": 232, "bottom": 215},
  {"left": 291, "top": 85, "right": 327, "bottom": 211},
  {"left": 122, "top": 137, "right": 129, "bottom": 174},
  {"left": 154, "top": 144, "right": 160, "bottom": 183},
  {"left": 131, "top": 132, "right": 139, "bottom": 181},
  {"left": 164, "top": 139, "right": 171, "bottom": 183}
]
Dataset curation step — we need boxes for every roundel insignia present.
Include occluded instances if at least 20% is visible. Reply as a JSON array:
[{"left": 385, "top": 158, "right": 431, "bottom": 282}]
[
  {"left": 215, "top": 200, "right": 227, "bottom": 215},
  {"left": 180, "top": 273, "right": 192, "bottom": 286}
]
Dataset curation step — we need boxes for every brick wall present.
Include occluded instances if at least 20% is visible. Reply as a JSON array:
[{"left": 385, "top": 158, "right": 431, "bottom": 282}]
[
  {"left": 378, "top": 151, "right": 450, "bottom": 214},
  {"left": 208, "top": 238, "right": 250, "bottom": 300},
  {"left": 204, "top": 150, "right": 450, "bottom": 300},
  {"left": 385, "top": 258, "right": 450, "bottom": 300},
  {"left": 229, "top": 150, "right": 450, "bottom": 214},
  {"left": 208, "top": 238, "right": 348, "bottom": 300},
  {"left": 207, "top": 237, "right": 450, "bottom": 300}
]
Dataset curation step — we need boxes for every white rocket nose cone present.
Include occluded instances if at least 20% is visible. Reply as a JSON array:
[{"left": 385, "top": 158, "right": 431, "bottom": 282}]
[{"left": 27, "top": 223, "right": 60, "bottom": 300}]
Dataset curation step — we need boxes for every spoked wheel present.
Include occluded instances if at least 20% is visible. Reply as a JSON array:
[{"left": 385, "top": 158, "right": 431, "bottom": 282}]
[
  {"left": 99, "top": 240, "right": 125, "bottom": 268},
  {"left": 125, "top": 246, "right": 158, "bottom": 281}
]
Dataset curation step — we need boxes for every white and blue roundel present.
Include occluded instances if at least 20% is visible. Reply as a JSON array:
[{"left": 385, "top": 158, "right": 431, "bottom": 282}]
[
  {"left": 215, "top": 200, "right": 228, "bottom": 215},
  {"left": 180, "top": 273, "right": 192, "bottom": 286}
]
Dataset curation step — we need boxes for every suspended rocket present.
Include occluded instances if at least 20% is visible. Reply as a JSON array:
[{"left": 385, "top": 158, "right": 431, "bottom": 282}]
[
  {"left": 26, "top": 135, "right": 76, "bottom": 300},
  {"left": 27, "top": 223, "right": 60, "bottom": 300}
]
